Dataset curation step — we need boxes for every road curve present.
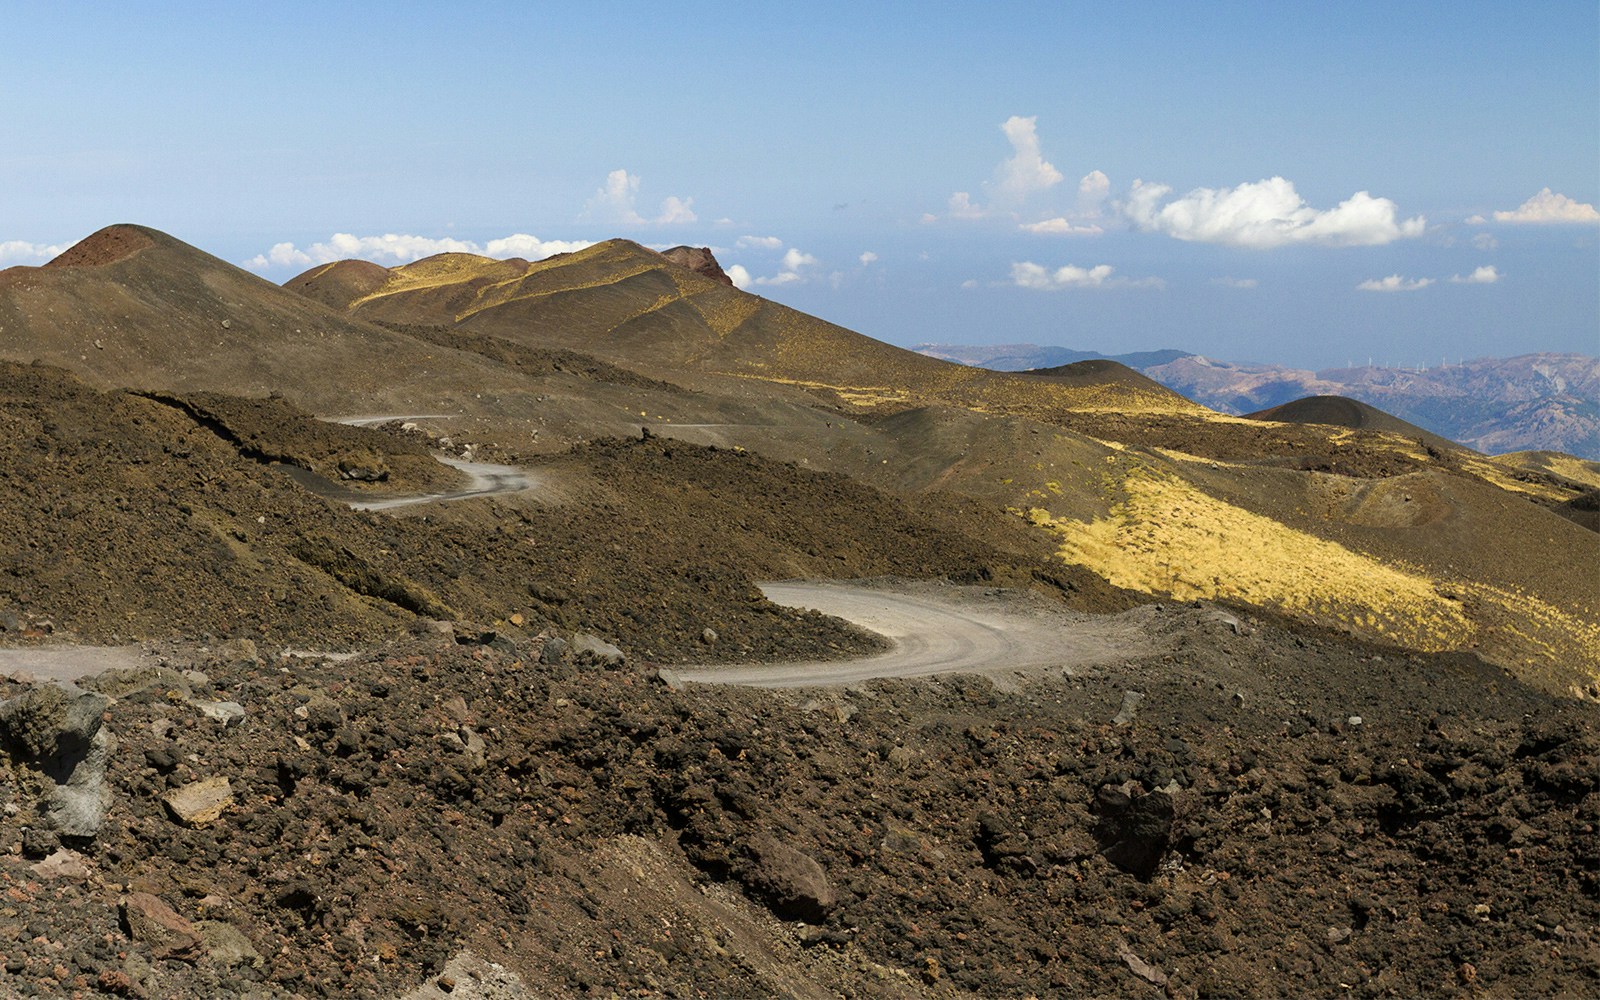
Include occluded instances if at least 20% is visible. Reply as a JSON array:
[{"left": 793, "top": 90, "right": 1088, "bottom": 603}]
[
  {"left": 676, "top": 582, "right": 1144, "bottom": 688},
  {"left": 350, "top": 456, "right": 539, "bottom": 511},
  {"left": 318, "top": 415, "right": 539, "bottom": 510}
]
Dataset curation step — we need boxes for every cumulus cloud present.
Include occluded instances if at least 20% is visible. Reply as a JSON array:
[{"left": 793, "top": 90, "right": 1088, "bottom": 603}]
[
  {"left": 656, "top": 195, "right": 697, "bottom": 224},
  {"left": 1492, "top": 188, "right": 1600, "bottom": 224},
  {"left": 737, "top": 235, "right": 783, "bottom": 250},
  {"left": 1020, "top": 218, "right": 1104, "bottom": 236},
  {"left": 1010, "top": 261, "right": 1161, "bottom": 290},
  {"left": 243, "top": 233, "right": 593, "bottom": 271},
  {"left": 730, "top": 247, "right": 820, "bottom": 288},
  {"left": 1357, "top": 274, "right": 1433, "bottom": 292},
  {"left": 1449, "top": 265, "right": 1501, "bottom": 284},
  {"left": 0, "top": 239, "right": 69, "bottom": 265},
  {"left": 943, "top": 115, "right": 1065, "bottom": 220},
  {"left": 1471, "top": 232, "right": 1498, "bottom": 250},
  {"left": 947, "top": 191, "right": 984, "bottom": 219},
  {"left": 1077, "top": 170, "right": 1111, "bottom": 214},
  {"left": 583, "top": 168, "right": 698, "bottom": 225},
  {"left": 994, "top": 115, "right": 1064, "bottom": 205},
  {"left": 1124, "top": 176, "right": 1425, "bottom": 248},
  {"left": 859, "top": 251, "right": 879, "bottom": 265},
  {"left": 1212, "top": 276, "right": 1259, "bottom": 289}
]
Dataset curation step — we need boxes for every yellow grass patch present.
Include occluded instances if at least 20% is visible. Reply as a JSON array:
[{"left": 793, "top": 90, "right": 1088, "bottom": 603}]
[{"left": 1025, "top": 467, "right": 1473, "bottom": 651}]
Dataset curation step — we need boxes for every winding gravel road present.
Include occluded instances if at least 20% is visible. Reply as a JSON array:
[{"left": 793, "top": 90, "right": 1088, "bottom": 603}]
[
  {"left": 349, "top": 456, "right": 539, "bottom": 511},
  {"left": 323, "top": 415, "right": 539, "bottom": 511},
  {"left": 677, "top": 581, "right": 1149, "bottom": 688}
]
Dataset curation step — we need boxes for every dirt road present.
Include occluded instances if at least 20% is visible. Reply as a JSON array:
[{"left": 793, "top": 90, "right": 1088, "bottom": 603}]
[
  {"left": 350, "top": 456, "right": 539, "bottom": 511},
  {"left": 677, "top": 581, "right": 1151, "bottom": 688}
]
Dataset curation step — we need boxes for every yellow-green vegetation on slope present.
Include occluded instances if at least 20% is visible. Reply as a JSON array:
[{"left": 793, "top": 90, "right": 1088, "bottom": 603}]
[
  {"left": 1024, "top": 463, "right": 1473, "bottom": 652},
  {"left": 1490, "top": 451, "right": 1600, "bottom": 492},
  {"left": 1023, "top": 455, "right": 1600, "bottom": 694}
]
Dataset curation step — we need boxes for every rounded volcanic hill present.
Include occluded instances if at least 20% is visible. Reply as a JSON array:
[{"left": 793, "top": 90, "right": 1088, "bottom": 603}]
[
  {"left": 0, "top": 224, "right": 552, "bottom": 416},
  {"left": 291, "top": 238, "right": 1204, "bottom": 420},
  {"left": 1022, "top": 358, "right": 1183, "bottom": 396},
  {"left": 1245, "top": 394, "right": 1463, "bottom": 452},
  {"left": 282, "top": 258, "right": 393, "bottom": 311}
]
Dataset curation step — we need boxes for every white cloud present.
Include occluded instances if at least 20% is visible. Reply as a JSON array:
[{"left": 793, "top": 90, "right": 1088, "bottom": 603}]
[
  {"left": 1466, "top": 214, "right": 1487, "bottom": 225},
  {"left": 1492, "top": 188, "right": 1600, "bottom": 224},
  {"left": 656, "top": 195, "right": 698, "bottom": 224},
  {"left": 1449, "top": 265, "right": 1501, "bottom": 284},
  {"left": 1357, "top": 274, "right": 1433, "bottom": 292},
  {"left": 859, "top": 251, "right": 879, "bottom": 265},
  {"left": 243, "top": 232, "right": 594, "bottom": 271},
  {"left": 1471, "top": 232, "right": 1498, "bottom": 250},
  {"left": 732, "top": 246, "right": 820, "bottom": 288},
  {"left": 779, "top": 248, "right": 816, "bottom": 271},
  {"left": 0, "top": 239, "right": 68, "bottom": 265},
  {"left": 587, "top": 169, "right": 645, "bottom": 224},
  {"left": 583, "top": 168, "right": 698, "bottom": 225},
  {"left": 947, "top": 191, "right": 984, "bottom": 219},
  {"left": 1212, "top": 276, "right": 1259, "bottom": 289},
  {"left": 737, "top": 235, "right": 783, "bottom": 250},
  {"left": 1077, "top": 169, "right": 1111, "bottom": 214},
  {"left": 483, "top": 234, "right": 593, "bottom": 259},
  {"left": 1124, "top": 176, "right": 1425, "bottom": 248},
  {"left": 1020, "top": 217, "right": 1104, "bottom": 236},
  {"left": 994, "top": 115, "right": 1064, "bottom": 205},
  {"left": 1010, "top": 261, "right": 1161, "bottom": 290},
  {"left": 945, "top": 115, "right": 1065, "bottom": 220}
]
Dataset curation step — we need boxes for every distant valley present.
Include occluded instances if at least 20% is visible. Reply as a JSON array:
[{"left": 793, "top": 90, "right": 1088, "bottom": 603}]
[{"left": 918, "top": 343, "right": 1600, "bottom": 460}]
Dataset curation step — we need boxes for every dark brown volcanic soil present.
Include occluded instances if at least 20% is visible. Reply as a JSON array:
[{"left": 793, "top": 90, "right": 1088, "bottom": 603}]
[
  {"left": 0, "top": 361, "right": 1078, "bottom": 661},
  {"left": 1247, "top": 395, "right": 1464, "bottom": 454},
  {"left": 40, "top": 224, "right": 154, "bottom": 269},
  {"left": 1, "top": 603, "right": 1594, "bottom": 998}
]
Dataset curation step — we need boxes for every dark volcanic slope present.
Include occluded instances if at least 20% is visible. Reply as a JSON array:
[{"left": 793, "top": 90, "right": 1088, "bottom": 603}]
[
  {"left": 1246, "top": 394, "right": 1464, "bottom": 452},
  {"left": 1023, "top": 358, "right": 1182, "bottom": 396},
  {"left": 293, "top": 239, "right": 1201, "bottom": 419},
  {"left": 3, "top": 595, "right": 1595, "bottom": 998},
  {"left": 0, "top": 225, "right": 544, "bottom": 417},
  {"left": 0, "top": 360, "right": 1081, "bottom": 660}
]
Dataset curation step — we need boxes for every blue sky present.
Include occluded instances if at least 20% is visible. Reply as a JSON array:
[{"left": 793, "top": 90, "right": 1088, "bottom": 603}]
[{"left": 2, "top": 2, "right": 1595, "bottom": 369}]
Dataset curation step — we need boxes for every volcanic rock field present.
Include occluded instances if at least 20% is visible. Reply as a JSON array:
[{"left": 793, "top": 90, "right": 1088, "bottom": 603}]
[{"left": 0, "top": 226, "right": 1594, "bottom": 998}]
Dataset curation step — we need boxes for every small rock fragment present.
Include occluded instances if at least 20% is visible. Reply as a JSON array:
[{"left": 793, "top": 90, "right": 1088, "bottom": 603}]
[
  {"left": 162, "top": 777, "right": 233, "bottom": 827},
  {"left": 122, "top": 892, "right": 203, "bottom": 961},
  {"left": 191, "top": 699, "right": 245, "bottom": 727},
  {"left": 196, "top": 921, "right": 263, "bottom": 968},
  {"left": 654, "top": 668, "right": 685, "bottom": 692},
  {"left": 573, "top": 633, "right": 625, "bottom": 667},
  {"left": 1112, "top": 690, "right": 1144, "bottom": 726},
  {"left": 1120, "top": 948, "right": 1167, "bottom": 986}
]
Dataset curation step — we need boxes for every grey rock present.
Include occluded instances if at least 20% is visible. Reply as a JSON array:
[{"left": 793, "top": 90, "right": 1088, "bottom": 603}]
[
  {"left": 196, "top": 920, "right": 263, "bottom": 968},
  {"left": 538, "top": 637, "right": 569, "bottom": 665},
  {"left": 654, "top": 668, "right": 685, "bottom": 692},
  {"left": 1112, "top": 690, "right": 1145, "bottom": 726},
  {"left": 572, "top": 633, "right": 625, "bottom": 667},
  {"left": 0, "top": 683, "right": 115, "bottom": 838},
  {"left": 21, "top": 827, "right": 59, "bottom": 858},
  {"left": 400, "top": 949, "right": 532, "bottom": 1000},
  {"left": 192, "top": 699, "right": 246, "bottom": 727}
]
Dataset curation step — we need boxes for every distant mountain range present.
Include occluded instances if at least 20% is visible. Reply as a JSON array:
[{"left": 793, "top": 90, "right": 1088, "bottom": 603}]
[{"left": 916, "top": 344, "right": 1600, "bottom": 460}]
